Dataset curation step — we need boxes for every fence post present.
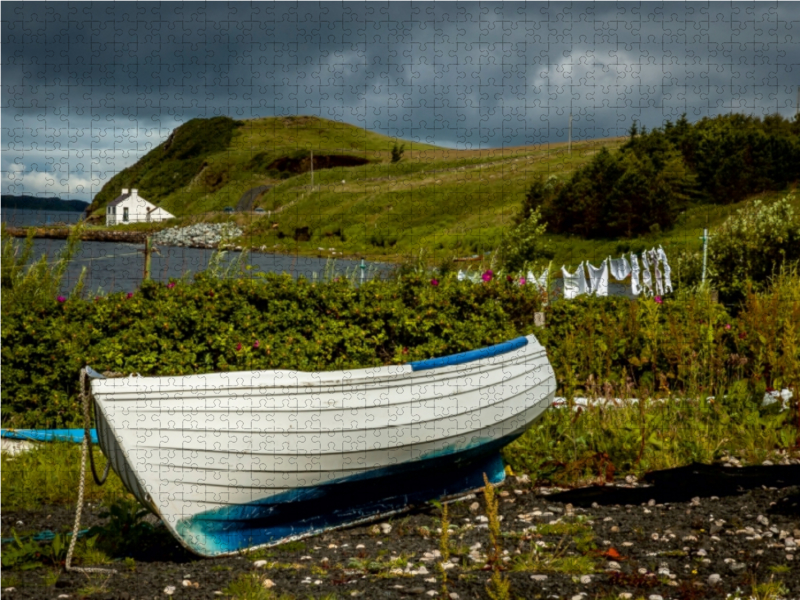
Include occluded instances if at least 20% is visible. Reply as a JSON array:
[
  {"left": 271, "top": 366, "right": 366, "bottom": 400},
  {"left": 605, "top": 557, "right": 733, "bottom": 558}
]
[{"left": 143, "top": 237, "right": 152, "bottom": 281}]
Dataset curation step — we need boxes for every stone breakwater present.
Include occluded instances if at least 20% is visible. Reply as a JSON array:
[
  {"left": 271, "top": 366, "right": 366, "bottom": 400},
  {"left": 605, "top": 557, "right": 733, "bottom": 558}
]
[
  {"left": 150, "top": 223, "right": 243, "bottom": 249},
  {"left": 4, "top": 226, "right": 148, "bottom": 244}
]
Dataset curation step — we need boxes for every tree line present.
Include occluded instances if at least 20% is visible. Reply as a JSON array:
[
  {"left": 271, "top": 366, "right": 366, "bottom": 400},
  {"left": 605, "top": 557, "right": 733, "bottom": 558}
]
[{"left": 520, "top": 112, "right": 800, "bottom": 239}]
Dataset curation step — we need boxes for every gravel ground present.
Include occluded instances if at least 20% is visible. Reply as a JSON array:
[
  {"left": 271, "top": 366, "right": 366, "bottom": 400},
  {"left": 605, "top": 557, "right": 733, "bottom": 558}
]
[{"left": 2, "top": 462, "right": 799, "bottom": 600}]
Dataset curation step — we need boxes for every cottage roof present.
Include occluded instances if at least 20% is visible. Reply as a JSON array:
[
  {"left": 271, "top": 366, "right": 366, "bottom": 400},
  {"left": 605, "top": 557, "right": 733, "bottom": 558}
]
[{"left": 107, "top": 193, "right": 131, "bottom": 208}]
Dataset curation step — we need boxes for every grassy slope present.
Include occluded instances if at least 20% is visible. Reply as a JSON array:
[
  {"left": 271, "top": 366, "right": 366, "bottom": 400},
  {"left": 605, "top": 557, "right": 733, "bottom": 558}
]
[{"left": 89, "top": 115, "right": 798, "bottom": 267}]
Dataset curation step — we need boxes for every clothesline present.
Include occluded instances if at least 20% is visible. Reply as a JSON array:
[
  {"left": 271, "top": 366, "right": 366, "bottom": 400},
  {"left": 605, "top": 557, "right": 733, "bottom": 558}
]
[
  {"left": 455, "top": 246, "right": 672, "bottom": 299},
  {"left": 561, "top": 246, "right": 672, "bottom": 298}
]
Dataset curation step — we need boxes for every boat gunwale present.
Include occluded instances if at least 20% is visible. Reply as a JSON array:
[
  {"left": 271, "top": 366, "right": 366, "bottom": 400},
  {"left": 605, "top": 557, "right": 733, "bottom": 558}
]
[{"left": 90, "top": 339, "right": 546, "bottom": 404}]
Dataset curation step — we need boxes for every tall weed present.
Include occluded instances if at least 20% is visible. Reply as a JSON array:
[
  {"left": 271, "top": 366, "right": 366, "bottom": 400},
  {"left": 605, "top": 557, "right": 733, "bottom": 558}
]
[{"left": 1, "top": 223, "right": 85, "bottom": 306}]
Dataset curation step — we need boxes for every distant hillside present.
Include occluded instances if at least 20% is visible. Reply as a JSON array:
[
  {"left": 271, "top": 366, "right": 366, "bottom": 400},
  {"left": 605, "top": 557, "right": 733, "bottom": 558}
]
[
  {"left": 2, "top": 195, "right": 89, "bottom": 212},
  {"left": 86, "top": 114, "right": 627, "bottom": 259}
]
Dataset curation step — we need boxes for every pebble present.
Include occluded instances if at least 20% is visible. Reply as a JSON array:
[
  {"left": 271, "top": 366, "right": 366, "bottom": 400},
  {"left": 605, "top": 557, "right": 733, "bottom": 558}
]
[
  {"left": 253, "top": 560, "right": 267, "bottom": 567},
  {"left": 356, "top": 544, "right": 365, "bottom": 549},
  {"left": 449, "top": 594, "right": 460, "bottom": 600},
  {"left": 619, "top": 595, "right": 632, "bottom": 600},
  {"left": 729, "top": 562, "right": 747, "bottom": 573},
  {"left": 163, "top": 586, "right": 176, "bottom": 596},
  {"left": 530, "top": 575, "right": 548, "bottom": 581},
  {"left": 262, "top": 579, "right": 275, "bottom": 589},
  {"left": 58, "top": 596, "right": 70, "bottom": 599},
  {"left": 649, "top": 596, "right": 664, "bottom": 600},
  {"left": 708, "top": 574, "right": 722, "bottom": 585},
  {"left": 579, "top": 575, "right": 592, "bottom": 584},
  {"left": 380, "top": 523, "right": 392, "bottom": 535},
  {"left": 607, "top": 561, "right": 621, "bottom": 570}
]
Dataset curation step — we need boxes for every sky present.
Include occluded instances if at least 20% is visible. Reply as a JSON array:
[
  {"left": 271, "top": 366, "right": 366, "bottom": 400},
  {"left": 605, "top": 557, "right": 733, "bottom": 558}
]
[{"left": 2, "top": 1, "right": 799, "bottom": 202}]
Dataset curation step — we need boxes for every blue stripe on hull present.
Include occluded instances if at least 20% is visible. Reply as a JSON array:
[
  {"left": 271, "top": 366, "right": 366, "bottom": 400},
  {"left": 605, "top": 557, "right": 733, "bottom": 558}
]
[
  {"left": 176, "top": 435, "right": 517, "bottom": 556},
  {"left": 409, "top": 336, "right": 528, "bottom": 371}
]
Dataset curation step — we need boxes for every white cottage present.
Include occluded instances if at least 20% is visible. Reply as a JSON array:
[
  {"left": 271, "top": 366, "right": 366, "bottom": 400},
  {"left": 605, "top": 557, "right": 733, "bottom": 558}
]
[{"left": 105, "top": 189, "right": 174, "bottom": 226}]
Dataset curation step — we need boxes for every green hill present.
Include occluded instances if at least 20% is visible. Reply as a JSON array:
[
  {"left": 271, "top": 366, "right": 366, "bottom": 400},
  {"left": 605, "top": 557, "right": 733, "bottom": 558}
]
[
  {"left": 88, "top": 114, "right": 797, "bottom": 269},
  {"left": 88, "top": 115, "right": 626, "bottom": 260}
]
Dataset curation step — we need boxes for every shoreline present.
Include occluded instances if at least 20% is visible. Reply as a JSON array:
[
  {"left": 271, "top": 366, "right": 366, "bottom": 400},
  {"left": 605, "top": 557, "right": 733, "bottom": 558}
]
[{"left": 2, "top": 224, "right": 400, "bottom": 264}]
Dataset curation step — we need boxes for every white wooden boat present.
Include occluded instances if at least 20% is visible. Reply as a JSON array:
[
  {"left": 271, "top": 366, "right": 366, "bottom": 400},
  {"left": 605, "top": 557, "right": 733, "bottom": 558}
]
[{"left": 88, "top": 334, "right": 555, "bottom": 557}]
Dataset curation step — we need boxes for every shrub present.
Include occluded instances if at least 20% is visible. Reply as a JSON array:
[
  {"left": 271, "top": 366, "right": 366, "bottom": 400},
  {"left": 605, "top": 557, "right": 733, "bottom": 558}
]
[
  {"left": 498, "top": 207, "right": 553, "bottom": 272},
  {"left": 708, "top": 193, "right": 800, "bottom": 303}
]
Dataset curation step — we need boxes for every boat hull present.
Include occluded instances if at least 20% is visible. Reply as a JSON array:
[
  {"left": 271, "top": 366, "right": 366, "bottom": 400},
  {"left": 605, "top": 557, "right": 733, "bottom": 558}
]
[{"left": 90, "top": 334, "right": 555, "bottom": 556}]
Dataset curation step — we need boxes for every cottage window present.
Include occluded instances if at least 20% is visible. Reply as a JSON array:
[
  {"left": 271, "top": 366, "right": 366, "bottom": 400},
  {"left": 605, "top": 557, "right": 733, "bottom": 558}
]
[{"left": 123, "top": 207, "right": 129, "bottom": 222}]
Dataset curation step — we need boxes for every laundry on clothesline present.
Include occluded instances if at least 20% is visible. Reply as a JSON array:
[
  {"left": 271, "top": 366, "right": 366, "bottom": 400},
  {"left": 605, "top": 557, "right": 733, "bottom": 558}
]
[
  {"left": 586, "top": 259, "right": 609, "bottom": 297},
  {"left": 556, "top": 247, "right": 671, "bottom": 299},
  {"left": 454, "top": 247, "right": 671, "bottom": 300},
  {"left": 561, "top": 262, "right": 589, "bottom": 299}
]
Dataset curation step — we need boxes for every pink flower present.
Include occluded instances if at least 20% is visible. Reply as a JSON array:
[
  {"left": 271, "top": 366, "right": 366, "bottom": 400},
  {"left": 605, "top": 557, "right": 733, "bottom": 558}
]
[
  {"left": 725, "top": 324, "right": 731, "bottom": 330},
  {"left": 236, "top": 343, "right": 242, "bottom": 351},
  {"left": 166, "top": 282, "right": 176, "bottom": 289},
  {"left": 253, "top": 340, "right": 260, "bottom": 348},
  {"left": 519, "top": 277, "right": 526, "bottom": 285},
  {"left": 430, "top": 278, "right": 439, "bottom": 287},
  {"left": 126, "top": 292, "right": 134, "bottom": 299},
  {"left": 57, "top": 295, "right": 66, "bottom": 303},
  {"left": 654, "top": 296, "right": 662, "bottom": 304},
  {"left": 506, "top": 275, "right": 513, "bottom": 282},
  {"left": 481, "top": 270, "right": 493, "bottom": 282}
]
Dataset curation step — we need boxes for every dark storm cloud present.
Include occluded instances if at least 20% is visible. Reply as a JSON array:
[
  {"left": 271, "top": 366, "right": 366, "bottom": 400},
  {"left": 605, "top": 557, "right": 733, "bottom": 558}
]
[{"left": 2, "top": 2, "right": 799, "bottom": 201}]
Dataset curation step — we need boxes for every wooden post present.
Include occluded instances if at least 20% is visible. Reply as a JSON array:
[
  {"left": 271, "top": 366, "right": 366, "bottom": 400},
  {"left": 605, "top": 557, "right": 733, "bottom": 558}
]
[{"left": 143, "top": 237, "right": 152, "bottom": 281}]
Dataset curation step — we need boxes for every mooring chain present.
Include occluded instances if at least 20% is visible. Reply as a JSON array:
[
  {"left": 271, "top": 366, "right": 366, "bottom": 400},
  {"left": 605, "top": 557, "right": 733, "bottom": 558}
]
[{"left": 64, "top": 368, "right": 117, "bottom": 575}]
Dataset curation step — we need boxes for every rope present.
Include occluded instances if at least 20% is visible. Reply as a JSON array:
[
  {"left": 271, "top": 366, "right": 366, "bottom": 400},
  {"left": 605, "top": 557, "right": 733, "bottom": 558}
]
[
  {"left": 64, "top": 368, "right": 117, "bottom": 575},
  {"left": 82, "top": 368, "right": 110, "bottom": 486}
]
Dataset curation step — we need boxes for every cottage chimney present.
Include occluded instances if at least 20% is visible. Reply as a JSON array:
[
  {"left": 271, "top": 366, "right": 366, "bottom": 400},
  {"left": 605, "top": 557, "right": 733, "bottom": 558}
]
[
  {"left": 122, "top": 188, "right": 129, "bottom": 195},
  {"left": 131, "top": 188, "right": 138, "bottom": 195}
]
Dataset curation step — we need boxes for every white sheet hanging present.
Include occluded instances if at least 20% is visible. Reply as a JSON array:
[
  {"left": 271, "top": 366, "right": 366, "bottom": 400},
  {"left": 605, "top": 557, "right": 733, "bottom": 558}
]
[
  {"left": 561, "top": 263, "right": 588, "bottom": 299},
  {"left": 651, "top": 248, "right": 663, "bottom": 296},
  {"left": 587, "top": 260, "right": 609, "bottom": 296},
  {"left": 630, "top": 253, "right": 641, "bottom": 296},
  {"left": 658, "top": 246, "right": 673, "bottom": 293},
  {"left": 641, "top": 250, "right": 653, "bottom": 296},
  {"left": 609, "top": 256, "right": 631, "bottom": 281}
]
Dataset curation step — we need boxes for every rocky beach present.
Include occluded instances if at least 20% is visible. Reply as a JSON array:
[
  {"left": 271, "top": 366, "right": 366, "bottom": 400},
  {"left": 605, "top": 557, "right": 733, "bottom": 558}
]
[{"left": 2, "top": 461, "right": 799, "bottom": 600}]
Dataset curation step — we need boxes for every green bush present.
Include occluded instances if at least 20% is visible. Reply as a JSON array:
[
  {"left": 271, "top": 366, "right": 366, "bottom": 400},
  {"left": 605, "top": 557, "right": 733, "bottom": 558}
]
[
  {"left": 708, "top": 193, "right": 800, "bottom": 303},
  {"left": 498, "top": 207, "right": 552, "bottom": 272}
]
